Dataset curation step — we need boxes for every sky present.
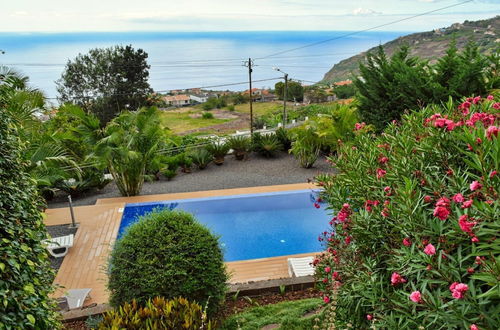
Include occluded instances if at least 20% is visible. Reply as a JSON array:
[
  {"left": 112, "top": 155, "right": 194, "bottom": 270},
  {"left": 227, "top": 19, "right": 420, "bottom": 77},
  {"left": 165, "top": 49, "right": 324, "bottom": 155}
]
[{"left": 1, "top": 0, "right": 498, "bottom": 32}]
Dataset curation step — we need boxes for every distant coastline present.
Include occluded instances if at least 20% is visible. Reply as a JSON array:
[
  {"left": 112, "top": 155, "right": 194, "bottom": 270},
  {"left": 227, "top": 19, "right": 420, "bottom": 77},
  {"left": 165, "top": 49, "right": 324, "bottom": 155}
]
[{"left": 0, "top": 30, "right": 405, "bottom": 98}]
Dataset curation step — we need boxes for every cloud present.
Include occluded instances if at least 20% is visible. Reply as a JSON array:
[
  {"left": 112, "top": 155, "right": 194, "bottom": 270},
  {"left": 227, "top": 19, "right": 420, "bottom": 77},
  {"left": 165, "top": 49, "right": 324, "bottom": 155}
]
[
  {"left": 10, "top": 11, "right": 29, "bottom": 17},
  {"left": 352, "top": 8, "right": 382, "bottom": 16}
]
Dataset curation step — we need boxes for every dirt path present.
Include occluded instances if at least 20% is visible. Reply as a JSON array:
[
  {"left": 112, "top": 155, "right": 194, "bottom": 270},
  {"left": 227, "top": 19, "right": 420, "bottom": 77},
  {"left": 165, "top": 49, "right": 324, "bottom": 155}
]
[{"left": 182, "top": 111, "right": 251, "bottom": 135}]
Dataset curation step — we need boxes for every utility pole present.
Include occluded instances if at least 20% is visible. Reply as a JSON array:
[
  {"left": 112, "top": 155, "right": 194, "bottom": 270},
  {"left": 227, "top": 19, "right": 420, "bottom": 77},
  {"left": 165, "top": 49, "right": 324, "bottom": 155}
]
[
  {"left": 283, "top": 73, "right": 288, "bottom": 128},
  {"left": 244, "top": 58, "right": 254, "bottom": 135},
  {"left": 273, "top": 67, "right": 289, "bottom": 128}
]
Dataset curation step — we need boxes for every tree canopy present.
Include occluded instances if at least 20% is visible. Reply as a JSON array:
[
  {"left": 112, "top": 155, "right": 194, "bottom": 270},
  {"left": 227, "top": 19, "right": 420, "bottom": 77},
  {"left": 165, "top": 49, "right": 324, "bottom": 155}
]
[
  {"left": 354, "top": 42, "right": 498, "bottom": 131},
  {"left": 275, "top": 80, "right": 304, "bottom": 102},
  {"left": 56, "top": 45, "right": 153, "bottom": 125}
]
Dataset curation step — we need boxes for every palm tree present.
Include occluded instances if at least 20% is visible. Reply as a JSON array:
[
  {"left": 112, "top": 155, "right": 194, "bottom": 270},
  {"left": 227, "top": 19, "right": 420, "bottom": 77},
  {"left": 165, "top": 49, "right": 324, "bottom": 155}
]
[
  {"left": 95, "top": 107, "right": 165, "bottom": 196},
  {"left": 1, "top": 66, "right": 81, "bottom": 195}
]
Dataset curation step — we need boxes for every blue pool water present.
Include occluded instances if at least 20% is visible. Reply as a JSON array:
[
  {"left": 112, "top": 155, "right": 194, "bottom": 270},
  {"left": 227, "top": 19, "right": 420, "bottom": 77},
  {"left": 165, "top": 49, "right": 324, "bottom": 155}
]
[{"left": 118, "top": 189, "right": 331, "bottom": 262}]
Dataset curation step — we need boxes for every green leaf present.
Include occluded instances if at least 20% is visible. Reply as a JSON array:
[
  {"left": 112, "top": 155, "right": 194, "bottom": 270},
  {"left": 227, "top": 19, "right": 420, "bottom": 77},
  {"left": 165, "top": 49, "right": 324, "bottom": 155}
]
[{"left": 27, "top": 314, "right": 35, "bottom": 324}]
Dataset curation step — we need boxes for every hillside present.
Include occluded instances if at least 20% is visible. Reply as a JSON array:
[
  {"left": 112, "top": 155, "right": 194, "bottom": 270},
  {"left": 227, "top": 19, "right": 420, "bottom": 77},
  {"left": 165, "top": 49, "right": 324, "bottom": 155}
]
[{"left": 322, "top": 16, "right": 499, "bottom": 83}]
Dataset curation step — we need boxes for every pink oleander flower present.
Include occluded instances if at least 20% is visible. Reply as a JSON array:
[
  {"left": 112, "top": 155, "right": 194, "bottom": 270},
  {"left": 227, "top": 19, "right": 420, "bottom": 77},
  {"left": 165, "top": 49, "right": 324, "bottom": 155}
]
[
  {"left": 450, "top": 282, "right": 469, "bottom": 299},
  {"left": 381, "top": 208, "right": 390, "bottom": 218},
  {"left": 376, "top": 168, "right": 387, "bottom": 179},
  {"left": 493, "top": 102, "right": 500, "bottom": 110},
  {"left": 324, "top": 266, "right": 331, "bottom": 273},
  {"left": 409, "top": 291, "right": 422, "bottom": 303},
  {"left": 471, "top": 236, "right": 479, "bottom": 243},
  {"left": 424, "top": 243, "right": 436, "bottom": 255},
  {"left": 433, "top": 206, "right": 450, "bottom": 221},
  {"left": 486, "top": 126, "right": 498, "bottom": 140},
  {"left": 403, "top": 237, "right": 411, "bottom": 247},
  {"left": 424, "top": 195, "right": 432, "bottom": 203},
  {"left": 366, "top": 314, "right": 373, "bottom": 321},
  {"left": 314, "top": 202, "right": 320, "bottom": 209},
  {"left": 323, "top": 296, "right": 330, "bottom": 303},
  {"left": 354, "top": 122, "right": 366, "bottom": 131},
  {"left": 436, "top": 197, "right": 450, "bottom": 207},
  {"left": 379, "top": 156, "right": 389, "bottom": 164},
  {"left": 470, "top": 181, "right": 482, "bottom": 191},
  {"left": 384, "top": 186, "right": 391, "bottom": 193},
  {"left": 344, "top": 236, "right": 352, "bottom": 245},
  {"left": 486, "top": 94, "right": 494, "bottom": 100},
  {"left": 470, "top": 324, "right": 479, "bottom": 330},
  {"left": 458, "top": 215, "right": 476, "bottom": 233},
  {"left": 452, "top": 193, "right": 464, "bottom": 203},
  {"left": 332, "top": 271, "right": 339, "bottom": 280},
  {"left": 462, "top": 199, "right": 473, "bottom": 209},
  {"left": 467, "top": 267, "right": 475, "bottom": 274},
  {"left": 472, "top": 96, "right": 481, "bottom": 104},
  {"left": 391, "top": 272, "right": 407, "bottom": 285},
  {"left": 490, "top": 170, "right": 498, "bottom": 178}
]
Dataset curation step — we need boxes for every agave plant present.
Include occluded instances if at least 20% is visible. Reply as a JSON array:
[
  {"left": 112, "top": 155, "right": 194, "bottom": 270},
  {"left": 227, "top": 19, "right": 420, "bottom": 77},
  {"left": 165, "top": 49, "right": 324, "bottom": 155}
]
[
  {"left": 227, "top": 135, "right": 251, "bottom": 160},
  {"left": 206, "top": 140, "right": 230, "bottom": 165},
  {"left": 189, "top": 148, "right": 213, "bottom": 170},
  {"left": 255, "top": 134, "right": 283, "bottom": 158}
]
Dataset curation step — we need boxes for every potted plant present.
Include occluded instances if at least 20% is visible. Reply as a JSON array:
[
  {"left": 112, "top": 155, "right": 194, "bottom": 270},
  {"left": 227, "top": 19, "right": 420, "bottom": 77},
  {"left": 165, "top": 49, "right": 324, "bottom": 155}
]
[
  {"left": 189, "top": 148, "right": 213, "bottom": 170},
  {"left": 254, "top": 134, "right": 283, "bottom": 158},
  {"left": 206, "top": 141, "right": 230, "bottom": 165},
  {"left": 227, "top": 135, "right": 250, "bottom": 161},
  {"left": 176, "top": 153, "right": 193, "bottom": 173}
]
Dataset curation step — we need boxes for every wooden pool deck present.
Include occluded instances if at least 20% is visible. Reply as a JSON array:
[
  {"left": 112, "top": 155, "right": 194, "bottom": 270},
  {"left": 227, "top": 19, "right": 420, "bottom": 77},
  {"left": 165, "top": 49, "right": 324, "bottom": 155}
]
[{"left": 44, "top": 183, "right": 319, "bottom": 306}]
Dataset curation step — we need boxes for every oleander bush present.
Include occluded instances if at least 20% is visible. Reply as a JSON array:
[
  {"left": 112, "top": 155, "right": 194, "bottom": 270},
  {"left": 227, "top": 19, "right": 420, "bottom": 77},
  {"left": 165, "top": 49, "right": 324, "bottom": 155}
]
[
  {"left": 108, "top": 210, "right": 228, "bottom": 316},
  {"left": 0, "top": 104, "right": 60, "bottom": 328},
  {"left": 98, "top": 297, "right": 215, "bottom": 329},
  {"left": 314, "top": 95, "right": 499, "bottom": 329}
]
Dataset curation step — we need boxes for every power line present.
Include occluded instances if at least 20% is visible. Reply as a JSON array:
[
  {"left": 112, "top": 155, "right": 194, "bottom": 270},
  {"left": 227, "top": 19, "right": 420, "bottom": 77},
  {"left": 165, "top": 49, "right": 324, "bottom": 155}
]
[
  {"left": 45, "top": 77, "right": 283, "bottom": 100},
  {"left": 2, "top": 52, "right": 360, "bottom": 68},
  {"left": 256, "top": 0, "right": 474, "bottom": 59}
]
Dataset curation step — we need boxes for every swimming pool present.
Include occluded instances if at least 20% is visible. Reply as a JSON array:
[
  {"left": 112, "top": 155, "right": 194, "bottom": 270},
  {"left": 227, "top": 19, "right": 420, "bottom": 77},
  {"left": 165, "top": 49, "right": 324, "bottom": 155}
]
[{"left": 118, "top": 189, "right": 331, "bottom": 262}]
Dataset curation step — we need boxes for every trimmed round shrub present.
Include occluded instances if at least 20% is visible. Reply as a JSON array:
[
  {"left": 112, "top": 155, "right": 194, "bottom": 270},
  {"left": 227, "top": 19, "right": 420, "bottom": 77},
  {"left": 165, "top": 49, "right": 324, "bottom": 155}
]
[
  {"left": 99, "top": 297, "right": 216, "bottom": 329},
  {"left": 108, "top": 210, "right": 228, "bottom": 316}
]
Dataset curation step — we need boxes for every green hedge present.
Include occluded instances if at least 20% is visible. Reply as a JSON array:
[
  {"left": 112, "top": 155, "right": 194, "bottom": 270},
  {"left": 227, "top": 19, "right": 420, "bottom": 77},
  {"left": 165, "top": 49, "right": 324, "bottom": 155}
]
[
  {"left": 0, "top": 109, "right": 60, "bottom": 328},
  {"left": 108, "top": 210, "right": 228, "bottom": 316}
]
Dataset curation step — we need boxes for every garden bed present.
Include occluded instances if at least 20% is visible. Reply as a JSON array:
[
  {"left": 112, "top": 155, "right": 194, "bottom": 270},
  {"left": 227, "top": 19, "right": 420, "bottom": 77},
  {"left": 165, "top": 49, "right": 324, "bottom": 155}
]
[
  {"left": 48, "top": 152, "right": 333, "bottom": 208},
  {"left": 61, "top": 288, "right": 321, "bottom": 329}
]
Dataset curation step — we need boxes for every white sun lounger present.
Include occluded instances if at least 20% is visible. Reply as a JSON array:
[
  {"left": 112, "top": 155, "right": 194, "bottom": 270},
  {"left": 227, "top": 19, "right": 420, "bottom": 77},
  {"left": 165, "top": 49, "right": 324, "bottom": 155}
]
[
  {"left": 288, "top": 256, "right": 315, "bottom": 277},
  {"left": 63, "top": 288, "right": 92, "bottom": 310},
  {"left": 44, "top": 234, "right": 74, "bottom": 258}
]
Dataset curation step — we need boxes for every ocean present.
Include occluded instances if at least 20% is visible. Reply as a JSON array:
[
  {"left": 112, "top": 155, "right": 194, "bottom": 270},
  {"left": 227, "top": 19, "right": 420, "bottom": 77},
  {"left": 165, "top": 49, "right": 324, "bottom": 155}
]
[{"left": 0, "top": 31, "right": 407, "bottom": 99}]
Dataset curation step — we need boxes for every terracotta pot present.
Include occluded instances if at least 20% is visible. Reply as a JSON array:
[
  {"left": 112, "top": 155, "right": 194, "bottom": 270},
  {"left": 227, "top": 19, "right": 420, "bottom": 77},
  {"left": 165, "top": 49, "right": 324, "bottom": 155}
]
[{"left": 214, "top": 157, "right": 225, "bottom": 165}]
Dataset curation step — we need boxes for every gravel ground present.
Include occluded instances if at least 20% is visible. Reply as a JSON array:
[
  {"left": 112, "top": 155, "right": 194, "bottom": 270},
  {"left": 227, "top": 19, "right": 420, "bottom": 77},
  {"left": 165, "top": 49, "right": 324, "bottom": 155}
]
[
  {"left": 46, "top": 224, "right": 79, "bottom": 271},
  {"left": 48, "top": 152, "right": 334, "bottom": 209}
]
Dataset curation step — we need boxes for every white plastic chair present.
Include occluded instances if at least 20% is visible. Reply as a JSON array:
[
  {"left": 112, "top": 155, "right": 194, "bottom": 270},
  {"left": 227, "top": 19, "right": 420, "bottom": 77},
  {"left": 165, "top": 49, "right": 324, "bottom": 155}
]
[
  {"left": 288, "top": 256, "right": 315, "bottom": 277},
  {"left": 63, "top": 288, "right": 92, "bottom": 310},
  {"left": 44, "top": 234, "right": 74, "bottom": 258}
]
